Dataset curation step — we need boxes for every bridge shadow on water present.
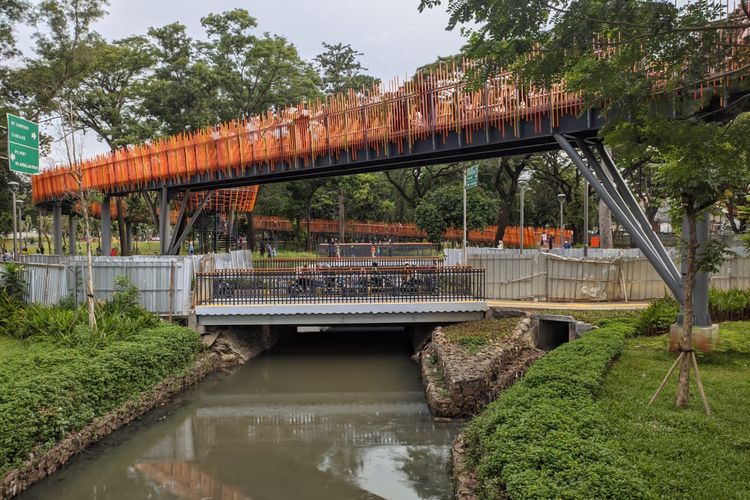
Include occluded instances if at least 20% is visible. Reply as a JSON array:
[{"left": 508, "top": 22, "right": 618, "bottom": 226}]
[{"left": 21, "top": 325, "right": 457, "bottom": 500}]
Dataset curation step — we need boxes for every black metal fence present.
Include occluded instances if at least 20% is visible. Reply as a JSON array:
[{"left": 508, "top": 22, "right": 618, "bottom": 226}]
[
  {"left": 195, "top": 265, "right": 485, "bottom": 305},
  {"left": 252, "top": 256, "right": 444, "bottom": 269}
]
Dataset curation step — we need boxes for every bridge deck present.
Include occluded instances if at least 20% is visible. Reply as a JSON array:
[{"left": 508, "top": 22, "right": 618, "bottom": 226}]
[{"left": 195, "top": 300, "right": 488, "bottom": 326}]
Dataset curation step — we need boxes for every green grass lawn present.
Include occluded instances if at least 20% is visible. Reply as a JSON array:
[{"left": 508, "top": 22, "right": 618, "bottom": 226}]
[
  {"left": 442, "top": 317, "right": 522, "bottom": 353},
  {"left": 598, "top": 321, "right": 750, "bottom": 499}
]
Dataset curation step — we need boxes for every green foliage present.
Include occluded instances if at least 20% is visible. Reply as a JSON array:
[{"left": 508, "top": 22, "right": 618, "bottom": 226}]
[
  {"left": 0, "top": 323, "right": 201, "bottom": 476},
  {"left": 597, "top": 324, "right": 750, "bottom": 499},
  {"left": 315, "top": 41, "right": 380, "bottom": 96},
  {"left": 442, "top": 317, "right": 521, "bottom": 353},
  {"left": 415, "top": 183, "right": 497, "bottom": 244},
  {"left": 708, "top": 288, "right": 750, "bottom": 322},
  {"left": 463, "top": 321, "right": 650, "bottom": 499},
  {"left": 0, "top": 262, "right": 26, "bottom": 302},
  {"left": 534, "top": 309, "right": 641, "bottom": 327},
  {"left": 635, "top": 297, "right": 680, "bottom": 336}
]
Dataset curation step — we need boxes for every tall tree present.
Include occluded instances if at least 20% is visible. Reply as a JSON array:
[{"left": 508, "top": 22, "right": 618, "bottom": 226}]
[
  {"left": 420, "top": 0, "right": 750, "bottom": 406},
  {"left": 314, "top": 42, "right": 379, "bottom": 240},
  {"left": 143, "top": 22, "right": 217, "bottom": 135},
  {"left": 314, "top": 42, "right": 380, "bottom": 95},
  {"left": 201, "top": 9, "right": 321, "bottom": 121},
  {"left": 27, "top": 0, "right": 110, "bottom": 329},
  {"left": 0, "top": 0, "right": 27, "bottom": 58}
]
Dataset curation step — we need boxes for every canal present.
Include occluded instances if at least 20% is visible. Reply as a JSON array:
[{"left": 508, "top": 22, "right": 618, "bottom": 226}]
[{"left": 21, "top": 330, "right": 457, "bottom": 499}]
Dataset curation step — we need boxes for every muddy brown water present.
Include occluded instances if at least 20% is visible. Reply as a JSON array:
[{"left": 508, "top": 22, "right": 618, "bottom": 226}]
[{"left": 21, "top": 330, "right": 457, "bottom": 500}]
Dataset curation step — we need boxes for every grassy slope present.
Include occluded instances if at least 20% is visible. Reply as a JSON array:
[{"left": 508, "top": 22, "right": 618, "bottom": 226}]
[
  {"left": 0, "top": 324, "right": 201, "bottom": 476},
  {"left": 598, "top": 322, "right": 750, "bottom": 499},
  {"left": 442, "top": 317, "right": 522, "bottom": 353}
]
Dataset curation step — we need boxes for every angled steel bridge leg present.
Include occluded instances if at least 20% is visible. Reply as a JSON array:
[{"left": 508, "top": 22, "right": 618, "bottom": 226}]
[
  {"left": 554, "top": 134, "right": 684, "bottom": 305},
  {"left": 576, "top": 140, "right": 681, "bottom": 285}
]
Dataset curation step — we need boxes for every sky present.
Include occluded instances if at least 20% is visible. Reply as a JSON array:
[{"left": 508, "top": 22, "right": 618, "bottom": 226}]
[{"left": 16, "top": 0, "right": 467, "bottom": 166}]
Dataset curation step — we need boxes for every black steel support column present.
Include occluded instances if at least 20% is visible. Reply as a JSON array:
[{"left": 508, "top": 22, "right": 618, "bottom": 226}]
[
  {"left": 101, "top": 195, "right": 112, "bottom": 256},
  {"left": 681, "top": 213, "right": 712, "bottom": 326},
  {"left": 52, "top": 203, "right": 63, "bottom": 256},
  {"left": 555, "top": 134, "right": 684, "bottom": 304},
  {"left": 159, "top": 187, "right": 171, "bottom": 255}
]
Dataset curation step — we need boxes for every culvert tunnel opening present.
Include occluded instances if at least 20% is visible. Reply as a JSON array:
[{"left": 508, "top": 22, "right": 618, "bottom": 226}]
[{"left": 535, "top": 318, "right": 571, "bottom": 351}]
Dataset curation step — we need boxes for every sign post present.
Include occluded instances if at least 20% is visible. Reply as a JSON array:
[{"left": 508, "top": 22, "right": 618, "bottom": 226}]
[
  {"left": 463, "top": 164, "right": 478, "bottom": 265},
  {"left": 6, "top": 113, "right": 40, "bottom": 174}
]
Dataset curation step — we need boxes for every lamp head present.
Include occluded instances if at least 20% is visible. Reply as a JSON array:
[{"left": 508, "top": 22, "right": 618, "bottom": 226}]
[
  {"left": 8, "top": 181, "right": 19, "bottom": 193},
  {"left": 557, "top": 193, "right": 566, "bottom": 204}
]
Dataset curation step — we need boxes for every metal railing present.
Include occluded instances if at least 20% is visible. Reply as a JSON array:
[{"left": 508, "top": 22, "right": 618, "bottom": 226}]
[
  {"left": 195, "top": 265, "right": 484, "bottom": 305},
  {"left": 253, "top": 256, "right": 443, "bottom": 269}
]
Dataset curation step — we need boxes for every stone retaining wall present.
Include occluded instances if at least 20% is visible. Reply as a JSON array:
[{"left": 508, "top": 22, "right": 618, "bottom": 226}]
[{"left": 421, "top": 317, "right": 544, "bottom": 418}]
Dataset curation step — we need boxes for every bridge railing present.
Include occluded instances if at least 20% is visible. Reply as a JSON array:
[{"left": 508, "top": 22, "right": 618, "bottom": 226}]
[
  {"left": 194, "top": 265, "right": 484, "bottom": 306},
  {"left": 252, "top": 256, "right": 443, "bottom": 269}
]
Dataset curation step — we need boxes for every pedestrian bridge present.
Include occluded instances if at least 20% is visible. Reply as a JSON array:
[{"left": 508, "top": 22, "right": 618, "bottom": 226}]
[{"left": 193, "top": 264, "right": 487, "bottom": 326}]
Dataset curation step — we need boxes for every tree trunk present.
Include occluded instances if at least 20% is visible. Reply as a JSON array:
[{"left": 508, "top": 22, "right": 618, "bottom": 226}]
[
  {"left": 338, "top": 186, "right": 346, "bottom": 243},
  {"left": 676, "top": 211, "right": 697, "bottom": 407},
  {"left": 494, "top": 201, "right": 512, "bottom": 246},
  {"left": 80, "top": 197, "right": 97, "bottom": 331},
  {"left": 599, "top": 198, "right": 613, "bottom": 248}
]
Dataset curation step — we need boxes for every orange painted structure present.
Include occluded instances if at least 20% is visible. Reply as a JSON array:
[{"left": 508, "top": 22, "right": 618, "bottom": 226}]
[
  {"left": 31, "top": 38, "right": 749, "bottom": 205},
  {"left": 253, "top": 215, "right": 572, "bottom": 247}
]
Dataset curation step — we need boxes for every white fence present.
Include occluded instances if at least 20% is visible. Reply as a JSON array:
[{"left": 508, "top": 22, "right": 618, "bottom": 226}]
[
  {"left": 446, "top": 247, "right": 750, "bottom": 302},
  {"left": 18, "top": 250, "right": 253, "bottom": 316}
]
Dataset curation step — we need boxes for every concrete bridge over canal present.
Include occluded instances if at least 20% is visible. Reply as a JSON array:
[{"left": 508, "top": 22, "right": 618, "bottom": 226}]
[{"left": 192, "top": 262, "right": 488, "bottom": 327}]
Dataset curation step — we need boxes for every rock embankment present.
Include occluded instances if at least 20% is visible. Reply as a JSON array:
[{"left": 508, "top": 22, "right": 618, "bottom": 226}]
[{"left": 421, "top": 317, "right": 544, "bottom": 418}]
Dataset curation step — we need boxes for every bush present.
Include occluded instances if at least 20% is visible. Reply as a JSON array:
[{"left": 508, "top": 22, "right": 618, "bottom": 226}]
[
  {"left": 0, "top": 262, "right": 25, "bottom": 302},
  {"left": 708, "top": 288, "right": 750, "bottom": 322},
  {"left": 463, "top": 320, "right": 651, "bottom": 499},
  {"left": 635, "top": 296, "right": 680, "bottom": 336},
  {"left": 0, "top": 323, "right": 201, "bottom": 476}
]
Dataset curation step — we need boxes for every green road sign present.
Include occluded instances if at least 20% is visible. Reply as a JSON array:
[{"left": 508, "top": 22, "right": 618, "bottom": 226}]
[
  {"left": 8, "top": 142, "right": 40, "bottom": 174},
  {"left": 6, "top": 113, "right": 40, "bottom": 174},
  {"left": 466, "top": 165, "right": 479, "bottom": 189}
]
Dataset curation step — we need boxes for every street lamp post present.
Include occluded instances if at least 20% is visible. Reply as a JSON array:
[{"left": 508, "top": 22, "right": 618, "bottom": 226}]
[
  {"left": 557, "top": 193, "right": 566, "bottom": 247},
  {"left": 16, "top": 199, "right": 24, "bottom": 254},
  {"left": 519, "top": 179, "right": 528, "bottom": 254},
  {"left": 8, "top": 182, "right": 19, "bottom": 259}
]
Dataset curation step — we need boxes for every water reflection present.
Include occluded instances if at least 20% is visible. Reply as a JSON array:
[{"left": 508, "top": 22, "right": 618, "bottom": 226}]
[{"left": 21, "top": 331, "right": 456, "bottom": 500}]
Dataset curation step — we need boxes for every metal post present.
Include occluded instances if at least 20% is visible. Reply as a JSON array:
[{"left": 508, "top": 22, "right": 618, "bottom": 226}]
[
  {"left": 682, "top": 213, "right": 712, "bottom": 326},
  {"left": 10, "top": 189, "right": 17, "bottom": 259},
  {"left": 52, "top": 203, "right": 62, "bottom": 256},
  {"left": 159, "top": 187, "right": 170, "bottom": 255},
  {"left": 559, "top": 201, "right": 564, "bottom": 245},
  {"left": 463, "top": 167, "right": 467, "bottom": 265},
  {"left": 68, "top": 215, "right": 76, "bottom": 256},
  {"left": 519, "top": 185, "right": 525, "bottom": 254},
  {"left": 583, "top": 180, "right": 589, "bottom": 257},
  {"left": 101, "top": 195, "right": 111, "bottom": 256}
]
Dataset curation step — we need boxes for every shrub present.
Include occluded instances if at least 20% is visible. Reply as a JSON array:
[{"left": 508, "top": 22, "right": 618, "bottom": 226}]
[
  {"left": 708, "top": 288, "right": 750, "bottom": 322},
  {"left": 0, "top": 262, "right": 25, "bottom": 302},
  {"left": 0, "top": 323, "right": 201, "bottom": 476},
  {"left": 635, "top": 297, "right": 679, "bottom": 336},
  {"left": 463, "top": 320, "right": 651, "bottom": 499}
]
